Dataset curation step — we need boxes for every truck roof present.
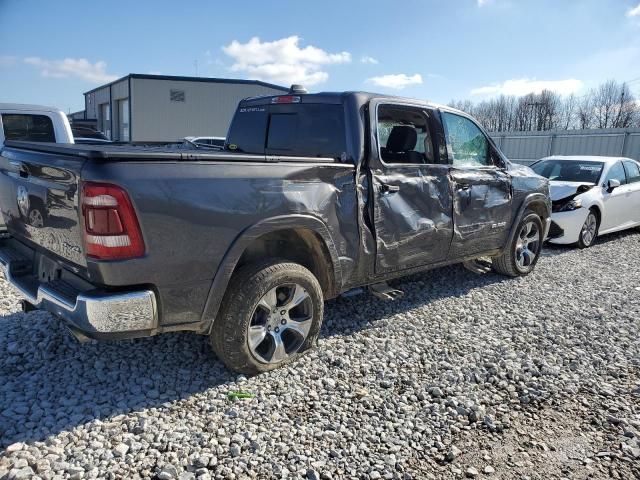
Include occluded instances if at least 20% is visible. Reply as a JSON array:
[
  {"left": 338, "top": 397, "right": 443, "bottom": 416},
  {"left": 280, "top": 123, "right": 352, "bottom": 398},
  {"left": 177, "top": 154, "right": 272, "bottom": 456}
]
[
  {"left": 0, "top": 103, "right": 62, "bottom": 113},
  {"left": 240, "top": 90, "right": 463, "bottom": 115}
]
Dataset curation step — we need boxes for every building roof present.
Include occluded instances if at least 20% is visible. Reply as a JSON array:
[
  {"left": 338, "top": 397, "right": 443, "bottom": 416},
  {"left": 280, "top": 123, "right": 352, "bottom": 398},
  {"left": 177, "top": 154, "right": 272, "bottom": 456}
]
[{"left": 83, "top": 74, "right": 289, "bottom": 95}]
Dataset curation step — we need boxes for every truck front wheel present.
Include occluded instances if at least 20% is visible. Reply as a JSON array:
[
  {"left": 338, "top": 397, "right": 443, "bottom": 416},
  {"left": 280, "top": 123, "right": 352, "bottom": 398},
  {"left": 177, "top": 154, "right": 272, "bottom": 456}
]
[
  {"left": 492, "top": 211, "right": 543, "bottom": 277},
  {"left": 210, "top": 260, "right": 324, "bottom": 374}
]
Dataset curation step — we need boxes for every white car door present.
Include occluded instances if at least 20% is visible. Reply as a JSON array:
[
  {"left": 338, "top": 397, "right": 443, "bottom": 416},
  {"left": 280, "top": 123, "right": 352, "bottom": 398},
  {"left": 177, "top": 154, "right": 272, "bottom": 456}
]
[
  {"left": 599, "top": 161, "right": 629, "bottom": 232},
  {"left": 622, "top": 160, "right": 640, "bottom": 225}
]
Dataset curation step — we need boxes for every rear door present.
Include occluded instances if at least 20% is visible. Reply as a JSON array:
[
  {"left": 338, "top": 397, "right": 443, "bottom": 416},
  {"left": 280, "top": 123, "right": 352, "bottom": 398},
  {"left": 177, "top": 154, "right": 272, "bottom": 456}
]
[
  {"left": 369, "top": 101, "right": 454, "bottom": 274},
  {"left": 600, "top": 161, "right": 629, "bottom": 232},
  {"left": 0, "top": 147, "right": 86, "bottom": 267},
  {"left": 441, "top": 110, "right": 512, "bottom": 257}
]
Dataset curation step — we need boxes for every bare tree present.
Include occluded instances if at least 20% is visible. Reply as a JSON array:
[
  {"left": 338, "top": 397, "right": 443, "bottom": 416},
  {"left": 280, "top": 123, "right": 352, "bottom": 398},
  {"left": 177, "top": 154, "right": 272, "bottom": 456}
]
[{"left": 449, "top": 80, "right": 640, "bottom": 132}]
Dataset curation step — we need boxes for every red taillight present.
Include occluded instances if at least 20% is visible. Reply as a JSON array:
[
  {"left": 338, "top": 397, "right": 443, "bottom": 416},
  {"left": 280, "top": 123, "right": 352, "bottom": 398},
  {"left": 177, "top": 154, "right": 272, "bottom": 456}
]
[{"left": 81, "top": 182, "right": 145, "bottom": 260}]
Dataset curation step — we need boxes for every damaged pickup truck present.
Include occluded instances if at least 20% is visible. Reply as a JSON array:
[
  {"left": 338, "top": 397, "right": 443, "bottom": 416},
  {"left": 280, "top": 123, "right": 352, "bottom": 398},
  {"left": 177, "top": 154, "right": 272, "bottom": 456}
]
[{"left": 0, "top": 87, "right": 550, "bottom": 374}]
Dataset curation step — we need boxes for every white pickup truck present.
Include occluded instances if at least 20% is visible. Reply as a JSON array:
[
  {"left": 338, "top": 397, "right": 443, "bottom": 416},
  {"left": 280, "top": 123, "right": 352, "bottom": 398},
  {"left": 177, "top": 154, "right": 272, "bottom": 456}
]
[{"left": 0, "top": 104, "right": 74, "bottom": 230}]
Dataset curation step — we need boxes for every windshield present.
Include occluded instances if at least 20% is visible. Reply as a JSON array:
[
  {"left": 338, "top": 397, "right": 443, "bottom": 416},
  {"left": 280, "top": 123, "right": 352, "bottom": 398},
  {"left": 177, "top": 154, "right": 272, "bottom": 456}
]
[{"left": 531, "top": 160, "right": 604, "bottom": 184}]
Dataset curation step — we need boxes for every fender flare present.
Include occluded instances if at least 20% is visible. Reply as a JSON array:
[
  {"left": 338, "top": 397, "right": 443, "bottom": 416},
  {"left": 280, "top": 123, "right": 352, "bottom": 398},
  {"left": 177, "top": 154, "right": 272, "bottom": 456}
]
[
  {"left": 504, "top": 193, "right": 551, "bottom": 250},
  {"left": 199, "top": 214, "right": 342, "bottom": 333}
]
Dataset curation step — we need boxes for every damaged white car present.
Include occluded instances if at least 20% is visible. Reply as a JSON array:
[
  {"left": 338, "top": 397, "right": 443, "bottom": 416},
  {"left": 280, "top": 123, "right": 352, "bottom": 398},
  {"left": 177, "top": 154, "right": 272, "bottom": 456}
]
[{"left": 531, "top": 156, "right": 640, "bottom": 248}]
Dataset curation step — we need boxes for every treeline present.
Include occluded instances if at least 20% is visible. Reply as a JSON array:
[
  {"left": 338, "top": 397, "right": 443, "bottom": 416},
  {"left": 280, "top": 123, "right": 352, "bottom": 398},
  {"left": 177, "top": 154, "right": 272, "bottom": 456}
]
[{"left": 448, "top": 80, "right": 640, "bottom": 132}]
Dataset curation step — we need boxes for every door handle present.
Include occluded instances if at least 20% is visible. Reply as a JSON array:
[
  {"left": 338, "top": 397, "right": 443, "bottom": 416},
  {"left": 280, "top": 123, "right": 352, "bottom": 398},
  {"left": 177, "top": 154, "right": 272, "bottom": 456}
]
[{"left": 379, "top": 183, "right": 400, "bottom": 194}]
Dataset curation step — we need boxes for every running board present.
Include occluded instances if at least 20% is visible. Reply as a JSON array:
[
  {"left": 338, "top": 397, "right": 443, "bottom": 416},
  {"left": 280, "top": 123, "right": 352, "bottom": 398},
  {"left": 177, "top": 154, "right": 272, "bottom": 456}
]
[
  {"left": 368, "top": 282, "right": 404, "bottom": 301},
  {"left": 462, "top": 258, "right": 493, "bottom": 274}
]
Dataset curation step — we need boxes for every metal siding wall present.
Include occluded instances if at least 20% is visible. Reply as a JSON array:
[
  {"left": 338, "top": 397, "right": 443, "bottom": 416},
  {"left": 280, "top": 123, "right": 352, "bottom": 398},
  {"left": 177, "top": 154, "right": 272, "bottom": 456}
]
[
  {"left": 130, "top": 79, "right": 285, "bottom": 142},
  {"left": 111, "top": 79, "right": 129, "bottom": 100},
  {"left": 490, "top": 128, "right": 640, "bottom": 165},
  {"left": 110, "top": 80, "right": 130, "bottom": 141},
  {"left": 624, "top": 134, "right": 640, "bottom": 158},
  {"left": 86, "top": 87, "right": 111, "bottom": 132},
  {"left": 501, "top": 136, "right": 549, "bottom": 160},
  {"left": 553, "top": 134, "right": 623, "bottom": 156}
]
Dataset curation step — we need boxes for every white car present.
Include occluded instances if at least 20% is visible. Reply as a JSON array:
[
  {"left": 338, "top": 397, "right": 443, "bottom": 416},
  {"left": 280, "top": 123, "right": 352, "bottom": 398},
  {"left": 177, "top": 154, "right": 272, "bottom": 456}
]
[
  {"left": 183, "top": 136, "right": 225, "bottom": 148},
  {"left": 531, "top": 155, "right": 640, "bottom": 248}
]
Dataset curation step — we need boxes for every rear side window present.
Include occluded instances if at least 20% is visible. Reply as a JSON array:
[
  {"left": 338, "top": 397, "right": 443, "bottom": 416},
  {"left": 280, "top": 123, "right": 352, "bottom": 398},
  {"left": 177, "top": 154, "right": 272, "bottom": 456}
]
[
  {"left": 2, "top": 114, "right": 55, "bottom": 142},
  {"left": 226, "top": 107, "right": 268, "bottom": 154},
  {"left": 623, "top": 161, "right": 640, "bottom": 184},
  {"left": 226, "top": 103, "right": 346, "bottom": 160}
]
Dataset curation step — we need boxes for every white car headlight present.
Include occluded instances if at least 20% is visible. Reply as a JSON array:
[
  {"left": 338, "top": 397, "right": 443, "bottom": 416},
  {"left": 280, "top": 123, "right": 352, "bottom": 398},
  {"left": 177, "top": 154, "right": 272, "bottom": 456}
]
[{"left": 559, "top": 198, "right": 582, "bottom": 212}]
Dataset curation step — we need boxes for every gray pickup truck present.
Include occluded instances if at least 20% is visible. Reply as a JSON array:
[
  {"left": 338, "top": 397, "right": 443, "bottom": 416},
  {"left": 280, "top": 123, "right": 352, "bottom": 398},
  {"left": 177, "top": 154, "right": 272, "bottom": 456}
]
[{"left": 0, "top": 87, "right": 550, "bottom": 374}]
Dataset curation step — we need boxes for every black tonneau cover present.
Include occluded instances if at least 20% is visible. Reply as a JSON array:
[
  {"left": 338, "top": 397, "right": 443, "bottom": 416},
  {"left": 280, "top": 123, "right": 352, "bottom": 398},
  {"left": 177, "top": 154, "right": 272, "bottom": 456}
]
[
  {"left": 2, "top": 140, "right": 258, "bottom": 161},
  {"left": 2, "top": 141, "right": 335, "bottom": 163}
]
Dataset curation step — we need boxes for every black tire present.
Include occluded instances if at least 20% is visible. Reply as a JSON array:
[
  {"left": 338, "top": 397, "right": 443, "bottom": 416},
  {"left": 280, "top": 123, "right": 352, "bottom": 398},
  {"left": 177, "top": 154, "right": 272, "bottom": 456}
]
[
  {"left": 577, "top": 208, "right": 599, "bottom": 249},
  {"left": 492, "top": 211, "right": 544, "bottom": 277},
  {"left": 210, "top": 260, "right": 324, "bottom": 375}
]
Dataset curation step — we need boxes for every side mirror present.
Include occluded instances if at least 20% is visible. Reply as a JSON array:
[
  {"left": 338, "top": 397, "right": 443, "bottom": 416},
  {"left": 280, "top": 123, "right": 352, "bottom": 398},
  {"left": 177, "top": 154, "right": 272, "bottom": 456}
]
[{"left": 606, "top": 179, "right": 621, "bottom": 192}]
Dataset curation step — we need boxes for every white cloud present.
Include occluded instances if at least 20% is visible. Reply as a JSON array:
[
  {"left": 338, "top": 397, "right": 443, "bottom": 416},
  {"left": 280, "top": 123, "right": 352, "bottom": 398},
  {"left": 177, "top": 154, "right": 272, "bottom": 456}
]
[
  {"left": 23, "top": 57, "right": 118, "bottom": 84},
  {"left": 367, "top": 73, "right": 423, "bottom": 90},
  {"left": 627, "top": 3, "right": 640, "bottom": 17},
  {"left": 477, "top": 0, "right": 489, "bottom": 6},
  {"left": 361, "top": 55, "right": 379, "bottom": 65},
  {"left": 222, "top": 36, "right": 351, "bottom": 87},
  {"left": 470, "top": 78, "right": 583, "bottom": 97}
]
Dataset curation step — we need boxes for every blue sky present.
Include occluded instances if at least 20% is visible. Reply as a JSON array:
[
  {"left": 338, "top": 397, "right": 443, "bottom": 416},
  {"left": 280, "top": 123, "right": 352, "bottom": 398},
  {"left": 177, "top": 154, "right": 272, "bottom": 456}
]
[{"left": 1, "top": 0, "right": 640, "bottom": 113}]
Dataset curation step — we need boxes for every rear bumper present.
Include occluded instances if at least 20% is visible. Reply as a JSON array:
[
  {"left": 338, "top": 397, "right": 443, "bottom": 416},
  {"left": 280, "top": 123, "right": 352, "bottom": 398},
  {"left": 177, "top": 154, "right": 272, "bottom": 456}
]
[{"left": 0, "top": 242, "right": 157, "bottom": 339}]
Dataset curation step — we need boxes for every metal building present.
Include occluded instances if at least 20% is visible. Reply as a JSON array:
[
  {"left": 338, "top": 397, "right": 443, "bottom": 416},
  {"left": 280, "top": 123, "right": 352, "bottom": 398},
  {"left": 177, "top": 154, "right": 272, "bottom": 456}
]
[
  {"left": 490, "top": 128, "right": 640, "bottom": 165},
  {"left": 82, "top": 74, "right": 288, "bottom": 142}
]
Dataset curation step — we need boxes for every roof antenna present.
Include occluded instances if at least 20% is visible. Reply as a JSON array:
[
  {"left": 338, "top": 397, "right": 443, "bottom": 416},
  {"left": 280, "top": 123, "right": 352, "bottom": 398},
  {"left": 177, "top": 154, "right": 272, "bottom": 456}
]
[{"left": 289, "top": 84, "right": 308, "bottom": 94}]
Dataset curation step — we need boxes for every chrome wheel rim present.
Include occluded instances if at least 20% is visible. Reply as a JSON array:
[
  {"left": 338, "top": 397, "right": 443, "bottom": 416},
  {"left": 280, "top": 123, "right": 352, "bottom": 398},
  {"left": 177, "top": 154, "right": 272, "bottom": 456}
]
[
  {"left": 29, "top": 209, "right": 43, "bottom": 228},
  {"left": 515, "top": 221, "right": 540, "bottom": 270},
  {"left": 248, "top": 283, "right": 313, "bottom": 364},
  {"left": 581, "top": 213, "right": 597, "bottom": 246}
]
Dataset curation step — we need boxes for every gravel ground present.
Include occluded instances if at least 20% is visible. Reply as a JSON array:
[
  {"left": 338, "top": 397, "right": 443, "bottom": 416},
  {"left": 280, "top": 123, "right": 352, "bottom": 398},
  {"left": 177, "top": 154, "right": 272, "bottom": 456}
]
[{"left": 1, "top": 230, "right": 639, "bottom": 480}]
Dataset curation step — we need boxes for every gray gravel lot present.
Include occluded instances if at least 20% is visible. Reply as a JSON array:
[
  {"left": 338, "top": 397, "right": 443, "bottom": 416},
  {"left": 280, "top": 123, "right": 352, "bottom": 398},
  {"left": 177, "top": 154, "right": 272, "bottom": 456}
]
[{"left": 1, "top": 231, "right": 639, "bottom": 480}]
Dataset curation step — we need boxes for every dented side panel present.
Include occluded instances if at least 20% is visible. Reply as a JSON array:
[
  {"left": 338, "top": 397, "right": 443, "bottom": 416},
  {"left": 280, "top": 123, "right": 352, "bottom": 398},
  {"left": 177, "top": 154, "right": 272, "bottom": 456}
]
[
  {"left": 371, "top": 165, "right": 454, "bottom": 273},
  {"left": 78, "top": 160, "right": 360, "bottom": 326},
  {"left": 448, "top": 167, "right": 512, "bottom": 258}
]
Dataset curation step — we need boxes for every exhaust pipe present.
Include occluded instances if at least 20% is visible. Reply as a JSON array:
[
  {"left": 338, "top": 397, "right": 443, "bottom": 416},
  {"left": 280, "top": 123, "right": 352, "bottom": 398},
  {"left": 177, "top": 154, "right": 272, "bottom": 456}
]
[{"left": 65, "top": 325, "right": 92, "bottom": 343}]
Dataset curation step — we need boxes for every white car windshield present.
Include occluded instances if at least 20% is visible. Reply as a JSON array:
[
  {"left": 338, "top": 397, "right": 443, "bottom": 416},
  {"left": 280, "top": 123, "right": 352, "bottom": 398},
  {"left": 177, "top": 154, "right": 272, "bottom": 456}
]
[{"left": 532, "top": 160, "right": 604, "bottom": 184}]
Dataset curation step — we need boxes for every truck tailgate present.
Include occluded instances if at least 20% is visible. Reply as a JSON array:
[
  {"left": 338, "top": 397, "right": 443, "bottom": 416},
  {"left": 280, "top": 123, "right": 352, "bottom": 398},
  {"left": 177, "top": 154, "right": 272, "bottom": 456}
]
[{"left": 0, "top": 146, "right": 87, "bottom": 267}]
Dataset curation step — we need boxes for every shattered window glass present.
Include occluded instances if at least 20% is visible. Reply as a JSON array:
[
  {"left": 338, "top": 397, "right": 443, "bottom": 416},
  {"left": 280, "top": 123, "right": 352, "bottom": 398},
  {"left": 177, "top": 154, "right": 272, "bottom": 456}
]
[{"left": 442, "top": 112, "right": 490, "bottom": 167}]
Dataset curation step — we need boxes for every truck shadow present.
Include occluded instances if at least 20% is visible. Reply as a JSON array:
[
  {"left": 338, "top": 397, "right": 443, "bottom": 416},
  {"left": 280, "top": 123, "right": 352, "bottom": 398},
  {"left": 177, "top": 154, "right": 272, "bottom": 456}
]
[
  {"left": 0, "top": 262, "right": 519, "bottom": 448},
  {"left": 321, "top": 263, "right": 511, "bottom": 339}
]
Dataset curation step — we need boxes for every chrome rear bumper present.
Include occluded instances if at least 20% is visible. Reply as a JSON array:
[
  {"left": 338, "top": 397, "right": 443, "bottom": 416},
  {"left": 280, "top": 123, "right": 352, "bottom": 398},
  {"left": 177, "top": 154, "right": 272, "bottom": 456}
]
[{"left": 0, "top": 243, "right": 157, "bottom": 338}]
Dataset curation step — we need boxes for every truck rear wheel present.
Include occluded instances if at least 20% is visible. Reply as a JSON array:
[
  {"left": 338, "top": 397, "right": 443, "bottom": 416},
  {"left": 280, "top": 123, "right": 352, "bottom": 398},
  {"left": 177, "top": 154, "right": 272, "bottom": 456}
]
[
  {"left": 492, "top": 211, "right": 543, "bottom": 277},
  {"left": 210, "top": 260, "right": 324, "bottom": 374}
]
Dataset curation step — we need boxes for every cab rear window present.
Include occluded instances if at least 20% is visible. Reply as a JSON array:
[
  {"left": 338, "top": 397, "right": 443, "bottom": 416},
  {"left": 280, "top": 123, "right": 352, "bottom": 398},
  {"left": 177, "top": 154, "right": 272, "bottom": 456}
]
[
  {"left": 227, "top": 104, "right": 346, "bottom": 160},
  {"left": 2, "top": 114, "right": 56, "bottom": 142}
]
